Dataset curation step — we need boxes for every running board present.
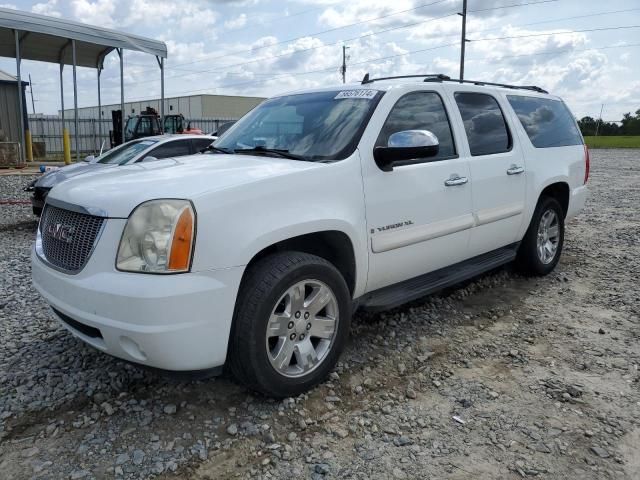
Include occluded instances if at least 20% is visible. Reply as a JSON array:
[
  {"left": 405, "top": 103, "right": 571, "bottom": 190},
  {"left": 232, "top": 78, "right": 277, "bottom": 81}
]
[{"left": 359, "top": 243, "right": 519, "bottom": 312}]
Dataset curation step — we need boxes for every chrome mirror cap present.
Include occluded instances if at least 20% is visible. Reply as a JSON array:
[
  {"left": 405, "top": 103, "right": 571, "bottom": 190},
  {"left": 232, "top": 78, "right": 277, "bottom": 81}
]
[{"left": 388, "top": 130, "right": 439, "bottom": 148}]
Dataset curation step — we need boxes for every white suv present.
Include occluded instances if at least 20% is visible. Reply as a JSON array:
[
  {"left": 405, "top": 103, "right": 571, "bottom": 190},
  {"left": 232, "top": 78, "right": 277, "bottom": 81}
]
[{"left": 32, "top": 74, "right": 588, "bottom": 397}]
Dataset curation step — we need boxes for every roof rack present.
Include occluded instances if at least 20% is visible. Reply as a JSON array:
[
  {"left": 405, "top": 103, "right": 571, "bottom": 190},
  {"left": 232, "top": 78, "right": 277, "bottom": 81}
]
[{"left": 360, "top": 73, "right": 548, "bottom": 94}]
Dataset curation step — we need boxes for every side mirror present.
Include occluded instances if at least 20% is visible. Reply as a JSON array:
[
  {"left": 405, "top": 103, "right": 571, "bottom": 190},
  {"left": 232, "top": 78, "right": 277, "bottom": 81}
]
[
  {"left": 142, "top": 156, "right": 158, "bottom": 162},
  {"left": 83, "top": 155, "right": 95, "bottom": 163},
  {"left": 373, "top": 130, "right": 439, "bottom": 172}
]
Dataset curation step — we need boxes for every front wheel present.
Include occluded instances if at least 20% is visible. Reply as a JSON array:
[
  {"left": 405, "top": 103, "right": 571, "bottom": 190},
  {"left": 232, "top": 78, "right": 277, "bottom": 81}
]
[
  {"left": 516, "top": 196, "right": 564, "bottom": 276},
  {"left": 228, "top": 251, "right": 351, "bottom": 397}
]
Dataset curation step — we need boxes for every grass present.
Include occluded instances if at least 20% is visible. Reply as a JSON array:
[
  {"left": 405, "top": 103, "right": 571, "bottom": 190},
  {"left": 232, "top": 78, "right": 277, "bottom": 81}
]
[{"left": 583, "top": 136, "right": 640, "bottom": 148}]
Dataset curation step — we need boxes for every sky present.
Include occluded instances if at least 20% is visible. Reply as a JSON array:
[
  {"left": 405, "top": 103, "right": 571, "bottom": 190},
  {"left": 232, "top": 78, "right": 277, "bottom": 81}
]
[{"left": 1, "top": 0, "right": 639, "bottom": 121}]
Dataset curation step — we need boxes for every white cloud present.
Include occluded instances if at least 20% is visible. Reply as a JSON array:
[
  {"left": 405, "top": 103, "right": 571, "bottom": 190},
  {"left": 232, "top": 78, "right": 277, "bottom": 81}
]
[
  {"left": 71, "top": 0, "right": 117, "bottom": 27},
  {"left": 124, "top": 0, "right": 218, "bottom": 30},
  {"left": 225, "top": 13, "right": 247, "bottom": 29},
  {"left": 6, "top": 0, "right": 637, "bottom": 122},
  {"left": 31, "top": 0, "right": 61, "bottom": 17}
]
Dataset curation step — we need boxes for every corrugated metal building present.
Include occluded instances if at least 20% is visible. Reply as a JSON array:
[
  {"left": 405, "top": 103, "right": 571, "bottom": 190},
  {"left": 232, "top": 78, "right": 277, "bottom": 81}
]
[
  {"left": 0, "top": 69, "right": 28, "bottom": 143},
  {"left": 63, "top": 94, "right": 265, "bottom": 120}
]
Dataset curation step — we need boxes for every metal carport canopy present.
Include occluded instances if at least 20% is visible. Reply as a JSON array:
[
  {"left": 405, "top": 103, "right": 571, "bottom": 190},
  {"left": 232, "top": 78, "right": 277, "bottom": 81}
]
[
  {"left": 0, "top": 7, "right": 166, "bottom": 67},
  {"left": 0, "top": 7, "right": 167, "bottom": 163}
]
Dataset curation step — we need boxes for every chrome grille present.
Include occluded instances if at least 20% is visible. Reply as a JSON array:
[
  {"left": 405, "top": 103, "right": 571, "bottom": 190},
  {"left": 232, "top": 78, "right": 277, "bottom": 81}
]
[{"left": 39, "top": 205, "right": 105, "bottom": 273}]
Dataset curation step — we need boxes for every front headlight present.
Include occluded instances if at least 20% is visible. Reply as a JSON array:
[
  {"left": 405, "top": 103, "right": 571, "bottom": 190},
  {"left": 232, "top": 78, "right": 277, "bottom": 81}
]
[{"left": 116, "top": 199, "right": 195, "bottom": 273}]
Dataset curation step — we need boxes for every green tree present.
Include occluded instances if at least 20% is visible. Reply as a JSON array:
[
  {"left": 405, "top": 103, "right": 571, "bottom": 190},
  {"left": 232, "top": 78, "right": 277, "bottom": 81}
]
[{"left": 620, "top": 109, "right": 640, "bottom": 135}]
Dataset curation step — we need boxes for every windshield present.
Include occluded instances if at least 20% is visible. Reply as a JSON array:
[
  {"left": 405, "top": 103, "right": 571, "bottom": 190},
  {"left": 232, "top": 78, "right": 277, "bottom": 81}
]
[
  {"left": 96, "top": 139, "right": 157, "bottom": 165},
  {"left": 215, "top": 89, "right": 382, "bottom": 161},
  {"left": 124, "top": 117, "right": 136, "bottom": 139}
]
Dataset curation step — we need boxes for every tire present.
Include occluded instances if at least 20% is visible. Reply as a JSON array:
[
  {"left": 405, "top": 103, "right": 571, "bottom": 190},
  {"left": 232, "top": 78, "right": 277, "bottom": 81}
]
[
  {"left": 516, "top": 196, "right": 564, "bottom": 276},
  {"left": 32, "top": 206, "right": 42, "bottom": 217},
  {"left": 228, "top": 251, "right": 351, "bottom": 397}
]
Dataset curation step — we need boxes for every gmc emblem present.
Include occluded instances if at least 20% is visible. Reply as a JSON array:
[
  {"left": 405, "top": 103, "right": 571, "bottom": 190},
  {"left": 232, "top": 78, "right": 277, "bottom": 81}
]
[{"left": 46, "top": 223, "right": 75, "bottom": 243}]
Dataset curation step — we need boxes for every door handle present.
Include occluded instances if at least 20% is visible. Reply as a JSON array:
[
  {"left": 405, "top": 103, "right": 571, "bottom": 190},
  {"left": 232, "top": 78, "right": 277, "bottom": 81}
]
[
  {"left": 507, "top": 165, "right": 525, "bottom": 175},
  {"left": 444, "top": 175, "right": 468, "bottom": 187}
]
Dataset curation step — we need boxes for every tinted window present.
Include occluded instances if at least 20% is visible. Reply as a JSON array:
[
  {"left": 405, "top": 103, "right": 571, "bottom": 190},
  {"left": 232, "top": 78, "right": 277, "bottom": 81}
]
[
  {"left": 455, "top": 92, "right": 511, "bottom": 156},
  {"left": 507, "top": 95, "right": 583, "bottom": 148},
  {"left": 147, "top": 140, "right": 192, "bottom": 160},
  {"left": 192, "top": 138, "right": 214, "bottom": 152},
  {"left": 376, "top": 92, "right": 456, "bottom": 160}
]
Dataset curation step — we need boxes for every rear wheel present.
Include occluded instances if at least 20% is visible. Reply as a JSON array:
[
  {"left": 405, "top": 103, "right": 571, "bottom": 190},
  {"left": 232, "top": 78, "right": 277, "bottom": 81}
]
[
  {"left": 228, "top": 251, "right": 351, "bottom": 397},
  {"left": 516, "top": 196, "right": 564, "bottom": 276}
]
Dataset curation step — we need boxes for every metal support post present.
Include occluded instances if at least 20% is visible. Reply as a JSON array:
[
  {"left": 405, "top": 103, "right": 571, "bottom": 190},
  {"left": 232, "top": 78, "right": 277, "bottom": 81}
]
[
  {"left": 157, "top": 56, "right": 165, "bottom": 133},
  {"left": 97, "top": 67, "right": 102, "bottom": 148},
  {"left": 14, "top": 30, "right": 26, "bottom": 163},
  {"left": 72, "top": 39, "right": 79, "bottom": 162},
  {"left": 118, "top": 48, "right": 124, "bottom": 145}
]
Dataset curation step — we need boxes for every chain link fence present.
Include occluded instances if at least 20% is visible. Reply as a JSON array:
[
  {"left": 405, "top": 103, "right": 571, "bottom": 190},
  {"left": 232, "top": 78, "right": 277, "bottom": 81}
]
[{"left": 27, "top": 116, "right": 236, "bottom": 161}]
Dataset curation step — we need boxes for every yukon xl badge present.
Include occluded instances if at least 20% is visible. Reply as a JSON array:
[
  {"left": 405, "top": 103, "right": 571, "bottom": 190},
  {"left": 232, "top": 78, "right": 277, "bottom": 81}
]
[
  {"left": 46, "top": 223, "right": 75, "bottom": 243},
  {"left": 371, "top": 220, "right": 414, "bottom": 234}
]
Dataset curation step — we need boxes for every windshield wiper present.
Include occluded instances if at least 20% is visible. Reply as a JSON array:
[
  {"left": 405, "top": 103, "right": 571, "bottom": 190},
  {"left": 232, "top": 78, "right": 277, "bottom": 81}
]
[
  {"left": 201, "top": 145, "right": 235, "bottom": 154},
  {"left": 234, "top": 146, "right": 308, "bottom": 161}
]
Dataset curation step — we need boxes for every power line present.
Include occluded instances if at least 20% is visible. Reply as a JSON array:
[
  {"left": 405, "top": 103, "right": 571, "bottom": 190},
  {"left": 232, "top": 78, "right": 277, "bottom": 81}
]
[
  {"left": 101, "top": 0, "right": 561, "bottom": 87},
  {"left": 55, "top": 40, "right": 638, "bottom": 110},
  {"left": 98, "top": 10, "right": 460, "bottom": 85},
  {"left": 100, "top": 21, "right": 640, "bottom": 91},
  {"left": 104, "top": 41, "right": 463, "bottom": 101},
  {"left": 111, "top": 40, "right": 639, "bottom": 104},
  {"left": 469, "top": 0, "right": 557, "bottom": 13},
  {"left": 170, "top": 0, "right": 452, "bottom": 70},
  {"left": 469, "top": 24, "right": 640, "bottom": 42},
  {"left": 43, "top": 6, "right": 640, "bottom": 98},
  {"left": 172, "top": 0, "right": 558, "bottom": 70},
  {"left": 468, "top": 41, "right": 640, "bottom": 60}
]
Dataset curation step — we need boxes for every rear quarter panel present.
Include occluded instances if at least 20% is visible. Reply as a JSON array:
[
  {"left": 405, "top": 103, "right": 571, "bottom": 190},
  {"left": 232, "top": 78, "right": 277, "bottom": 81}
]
[{"left": 500, "top": 93, "right": 586, "bottom": 238}]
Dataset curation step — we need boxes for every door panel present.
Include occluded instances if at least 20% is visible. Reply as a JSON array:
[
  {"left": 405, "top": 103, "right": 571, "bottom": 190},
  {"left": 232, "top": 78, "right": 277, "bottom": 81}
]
[
  {"left": 451, "top": 91, "right": 526, "bottom": 257},
  {"left": 363, "top": 159, "right": 473, "bottom": 291},
  {"left": 360, "top": 90, "right": 473, "bottom": 293}
]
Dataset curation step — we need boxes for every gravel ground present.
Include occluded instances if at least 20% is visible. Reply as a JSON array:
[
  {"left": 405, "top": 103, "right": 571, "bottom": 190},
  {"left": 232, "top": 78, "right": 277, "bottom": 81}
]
[{"left": 0, "top": 149, "right": 639, "bottom": 480}]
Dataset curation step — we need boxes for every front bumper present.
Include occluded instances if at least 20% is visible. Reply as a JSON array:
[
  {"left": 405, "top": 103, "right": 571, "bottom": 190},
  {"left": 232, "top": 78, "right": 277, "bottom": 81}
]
[{"left": 31, "top": 220, "right": 244, "bottom": 371}]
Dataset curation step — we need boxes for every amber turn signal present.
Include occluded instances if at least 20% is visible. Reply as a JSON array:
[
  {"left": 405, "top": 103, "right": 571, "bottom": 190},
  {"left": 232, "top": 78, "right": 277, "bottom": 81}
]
[{"left": 168, "top": 207, "right": 195, "bottom": 271}]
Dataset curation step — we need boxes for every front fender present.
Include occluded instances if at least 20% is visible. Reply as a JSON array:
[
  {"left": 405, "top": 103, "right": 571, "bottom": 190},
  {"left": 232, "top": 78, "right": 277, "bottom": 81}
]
[{"left": 190, "top": 155, "right": 369, "bottom": 297}]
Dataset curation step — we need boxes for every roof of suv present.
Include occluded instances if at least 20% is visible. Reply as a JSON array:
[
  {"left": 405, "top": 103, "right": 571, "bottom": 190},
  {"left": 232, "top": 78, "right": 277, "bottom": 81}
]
[{"left": 281, "top": 74, "right": 557, "bottom": 100}]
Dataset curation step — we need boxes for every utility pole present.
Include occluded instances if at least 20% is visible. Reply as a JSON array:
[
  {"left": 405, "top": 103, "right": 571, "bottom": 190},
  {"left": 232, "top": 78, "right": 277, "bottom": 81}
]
[
  {"left": 458, "top": 0, "right": 468, "bottom": 81},
  {"left": 28, "top": 73, "right": 35, "bottom": 114},
  {"left": 341, "top": 45, "right": 349, "bottom": 84},
  {"left": 595, "top": 104, "right": 604, "bottom": 136}
]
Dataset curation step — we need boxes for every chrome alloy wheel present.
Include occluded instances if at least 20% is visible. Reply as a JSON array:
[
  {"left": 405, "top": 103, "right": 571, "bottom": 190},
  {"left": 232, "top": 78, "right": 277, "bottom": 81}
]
[
  {"left": 266, "top": 279, "right": 339, "bottom": 378},
  {"left": 536, "top": 209, "right": 560, "bottom": 264}
]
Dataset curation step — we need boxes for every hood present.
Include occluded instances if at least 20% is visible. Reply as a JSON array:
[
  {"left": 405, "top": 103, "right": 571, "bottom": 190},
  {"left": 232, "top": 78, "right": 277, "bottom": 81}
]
[
  {"left": 47, "top": 154, "right": 323, "bottom": 218},
  {"left": 35, "top": 162, "right": 116, "bottom": 188}
]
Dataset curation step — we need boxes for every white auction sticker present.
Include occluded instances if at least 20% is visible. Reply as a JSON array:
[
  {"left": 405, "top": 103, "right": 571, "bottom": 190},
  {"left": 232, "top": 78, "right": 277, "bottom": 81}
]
[{"left": 334, "top": 89, "right": 378, "bottom": 100}]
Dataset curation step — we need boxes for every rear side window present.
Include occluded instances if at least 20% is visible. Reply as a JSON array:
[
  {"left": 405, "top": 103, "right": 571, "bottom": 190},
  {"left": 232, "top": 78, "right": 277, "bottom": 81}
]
[
  {"left": 376, "top": 91, "right": 456, "bottom": 160},
  {"left": 146, "top": 140, "right": 192, "bottom": 160},
  {"left": 454, "top": 92, "right": 511, "bottom": 156},
  {"left": 192, "top": 138, "right": 214, "bottom": 152},
  {"left": 507, "top": 95, "right": 583, "bottom": 148}
]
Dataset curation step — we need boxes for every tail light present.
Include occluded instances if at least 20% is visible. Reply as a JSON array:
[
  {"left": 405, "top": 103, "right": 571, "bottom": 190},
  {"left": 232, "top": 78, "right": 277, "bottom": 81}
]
[{"left": 583, "top": 145, "right": 590, "bottom": 184}]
